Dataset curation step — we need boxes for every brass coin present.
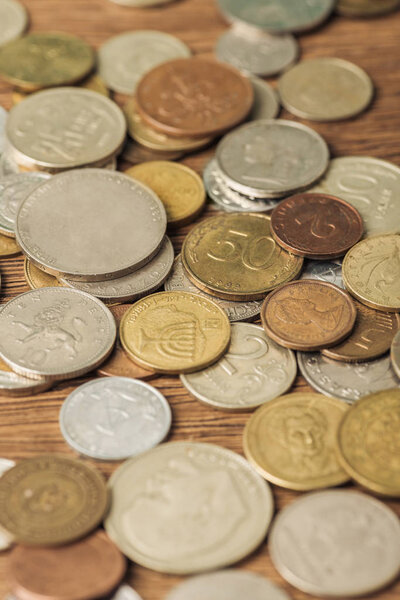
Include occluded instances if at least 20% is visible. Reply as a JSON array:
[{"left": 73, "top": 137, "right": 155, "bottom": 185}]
[
  {"left": 125, "top": 162, "right": 205, "bottom": 227},
  {"left": 0, "top": 233, "right": 20, "bottom": 257},
  {"left": 336, "top": 389, "right": 400, "bottom": 497},
  {"left": 0, "top": 454, "right": 108, "bottom": 545},
  {"left": 244, "top": 393, "right": 350, "bottom": 491},
  {"left": 181, "top": 214, "right": 303, "bottom": 301},
  {"left": 120, "top": 291, "right": 231, "bottom": 374},
  {"left": 24, "top": 258, "right": 62, "bottom": 290},
  {"left": 12, "top": 74, "right": 109, "bottom": 105}
]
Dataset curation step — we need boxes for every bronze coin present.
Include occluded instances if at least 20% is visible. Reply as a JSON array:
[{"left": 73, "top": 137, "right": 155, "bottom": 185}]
[
  {"left": 136, "top": 57, "right": 254, "bottom": 139},
  {"left": 261, "top": 280, "right": 357, "bottom": 351},
  {"left": 9, "top": 530, "right": 126, "bottom": 600},
  {"left": 270, "top": 193, "right": 363, "bottom": 259}
]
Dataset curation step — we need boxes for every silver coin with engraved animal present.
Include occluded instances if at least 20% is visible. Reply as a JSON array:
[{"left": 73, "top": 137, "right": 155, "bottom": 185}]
[{"left": 0, "top": 173, "right": 50, "bottom": 237}]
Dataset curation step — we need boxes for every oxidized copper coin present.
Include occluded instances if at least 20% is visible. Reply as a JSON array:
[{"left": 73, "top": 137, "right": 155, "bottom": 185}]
[
  {"left": 270, "top": 193, "right": 363, "bottom": 259},
  {"left": 261, "top": 280, "right": 357, "bottom": 351},
  {"left": 136, "top": 58, "right": 254, "bottom": 138},
  {"left": 9, "top": 530, "right": 126, "bottom": 600}
]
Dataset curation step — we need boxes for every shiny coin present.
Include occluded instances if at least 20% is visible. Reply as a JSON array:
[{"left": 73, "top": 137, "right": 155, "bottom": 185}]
[
  {"left": 250, "top": 77, "right": 280, "bottom": 120},
  {"left": 120, "top": 291, "right": 231, "bottom": 374},
  {"left": 0, "top": 233, "right": 20, "bottom": 257},
  {"left": 122, "top": 140, "right": 184, "bottom": 164},
  {"left": 24, "top": 258, "right": 62, "bottom": 290},
  {"left": 105, "top": 442, "right": 273, "bottom": 574},
  {"left": 301, "top": 261, "right": 344, "bottom": 288},
  {"left": 181, "top": 323, "right": 296, "bottom": 411},
  {"left": 337, "top": 0, "right": 400, "bottom": 17},
  {"left": 279, "top": 58, "right": 373, "bottom": 121},
  {"left": 391, "top": 330, "right": 400, "bottom": 378},
  {"left": 244, "top": 393, "right": 349, "bottom": 490},
  {"left": 16, "top": 169, "right": 166, "bottom": 281},
  {"left": 261, "top": 280, "right": 356, "bottom": 351},
  {"left": 0, "top": 357, "right": 52, "bottom": 397},
  {"left": 60, "top": 377, "right": 171, "bottom": 461},
  {"left": 0, "top": 455, "right": 108, "bottom": 545},
  {"left": 0, "top": 0, "right": 27, "bottom": 47},
  {"left": 112, "top": 586, "right": 143, "bottom": 600},
  {"left": 216, "top": 120, "right": 329, "bottom": 199},
  {"left": 0, "top": 106, "right": 7, "bottom": 154},
  {"left": 182, "top": 214, "right": 303, "bottom": 301},
  {"left": 0, "top": 173, "right": 50, "bottom": 237},
  {"left": 0, "top": 287, "right": 116, "bottom": 381},
  {"left": 269, "top": 490, "right": 400, "bottom": 596}
]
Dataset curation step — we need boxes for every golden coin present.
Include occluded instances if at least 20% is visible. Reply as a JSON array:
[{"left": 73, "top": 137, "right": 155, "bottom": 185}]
[
  {"left": 0, "top": 233, "right": 20, "bottom": 257},
  {"left": 244, "top": 393, "right": 350, "bottom": 491},
  {"left": 24, "top": 258, "right": 62, "bottom": 290},
  {"left": 120, "top": 291, "right": 231, "bottom": 374},
  {"left": 125, "top": 162, "right": 205, "bottom": 228},
  {"left": 336, "top": 389, "right": 400, "bottom": 497},
  {"left": 181, "top": 214, "right": 303, "bottom": 301},
  {"left": 12, "top": 74, "right": 109, "bottom": 105},
  {"left": 343, "top": 234, "right": 400, "bottom": 312}
]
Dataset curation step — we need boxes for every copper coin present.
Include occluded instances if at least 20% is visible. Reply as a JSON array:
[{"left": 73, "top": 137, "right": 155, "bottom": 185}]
[
  {"left": 136, "top": 58, "right": 254, "bottom": 139},
  {"left": 9, "top": 530, "right": 126, "bottom": 600},
  {"left": 270, "top": 193, "right": 363, "bottom": 259},
  {"left": 261, "top": 280, "right": 357, "bottom": 351}
]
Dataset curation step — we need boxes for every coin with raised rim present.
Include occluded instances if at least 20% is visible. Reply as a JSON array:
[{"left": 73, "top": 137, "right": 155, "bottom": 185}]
[
  {"left": 24, "top": 258, "right": 62, "bottom": 290},
  {"left": 0, "top": 0, "right": 27, "bottom": 47},
  {"left": 0, "top": 357, "right": 52, "bottom": 397},
  {"left": 0, "top": 173, "right": 51, "bottom": 237}
]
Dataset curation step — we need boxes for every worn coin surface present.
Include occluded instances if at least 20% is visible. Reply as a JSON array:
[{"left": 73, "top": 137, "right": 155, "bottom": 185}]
[
  {"left": 105, "top": 442, "right": 273, "bottom": 574},
  {"left": 250, "top": 77, "right": 280, "bottom": 120},
  {"left": 0, "top": 233, "right": 20, "bottom": 257},
  {"left": 0, "top": 0, "right": 27, "bottom": 47},
  {"left": 181, "top": 323, "right": 296, "bottom": 411},
  {"left": 269, "top": 490, "right": 400, "bottom": 597},
  {"left": 337, "top": 0, "right": 400, "bottom": 17},
  {"left": 24, "top": 258, "right": 62, "bottom": 290},
  {"left": 0, "top": 173, "right": 50, "bottom": 237},
  {"left": 391, "top": 330, "right": 400, "bottom": 378},
  {"left": 301, "top": 261, "right": 344, "bottom": 288},
  {"left": 0, "top": 357, "right": 52, "bottom": 397},
  {"left": 216, "top": 120, "right": 329, "bottom": 199}
]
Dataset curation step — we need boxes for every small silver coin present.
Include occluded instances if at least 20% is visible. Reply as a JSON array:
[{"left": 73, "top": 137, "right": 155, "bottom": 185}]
[
  {"left": 60, "top": 377, "right": 171, "bottom": 461},
  {"left": 300, "top": 261, "right": 344, "bottom": 289},
  {"left": 111, "top": 586, "right": 143, "bottom": 600},
  {"left": 269, "top": 490, "right": 400, "bottom": 597},
  {"left": 0, "top": 107, "right": 7, "bottom": 154},
  {"left": 250, "top": 77, "right": 280, "bottom": 121},
  {"left": 0, "top": 151, "right": 19, "bottom": 176},
  {"left": 0, "top": 0, "right": 27, "bottom": 47},
  {"left": 0, "top": 173, "right": 50, "bottom": 237}
]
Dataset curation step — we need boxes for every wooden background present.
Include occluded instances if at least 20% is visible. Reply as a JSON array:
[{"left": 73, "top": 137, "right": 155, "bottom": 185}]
[{"left": 0, "top": 0, "right": 399, "bottom": 598}]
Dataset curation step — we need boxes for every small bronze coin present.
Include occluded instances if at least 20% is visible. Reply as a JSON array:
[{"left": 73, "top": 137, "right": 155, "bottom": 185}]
[
  {"left": 9, "top": 530, "right": 126, "bottom": 600},
  {"left": 136, "top": 58, "right": 254, "bottom": 139},
  {"left": 261, "top": 280, "right": 357, "bottom": 351},
  {"left": 270, "top": 193, "right": 363, "bottom": 259}
]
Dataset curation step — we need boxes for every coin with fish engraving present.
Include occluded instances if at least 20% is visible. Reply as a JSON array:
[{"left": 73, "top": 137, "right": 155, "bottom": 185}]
[
  {"left": 301, "top": 261, "right": 344, "bottom": 288},
  {"left": 0, "top": 0, "right": 27, "bottom": 47},
  {"left": 0, "top": 173, "right": 50, "bottom": 237}
]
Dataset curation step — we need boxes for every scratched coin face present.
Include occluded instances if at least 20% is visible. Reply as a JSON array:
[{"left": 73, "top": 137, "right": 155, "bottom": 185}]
[
  {"left": 181, "top": 323, "right": 296, "bottom": 411},
  {"left": 0, "top": 0, "right": 27, "bottom": 47},
  {"left": 0, "top": 173, "right": 50, "bottom": 237},
  {"left": 301, "top": 261, "right": 344, "bottom": 288}
]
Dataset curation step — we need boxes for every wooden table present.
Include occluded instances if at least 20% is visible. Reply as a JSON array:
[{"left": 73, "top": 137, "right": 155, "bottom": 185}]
[{"left": 0, "top": 1, "right": 399, "bottom": 598}]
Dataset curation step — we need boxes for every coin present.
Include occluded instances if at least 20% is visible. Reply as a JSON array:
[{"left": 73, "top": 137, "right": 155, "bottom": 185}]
[
  {"left": 216, "top": 120, "right": 330, "bottom": 199},
  {"left": 0, "top": 233, "right": 20, "bottom": 257},
  {"left": 136, "top": 58, "right": 254, "bottom": 138},
  {"left": 182, "top": 214, "right": 303, "bottom": 301},
  {"left": 279, "top": 58, "right": 374, "bottom": 121},
  {"left": 181, "top": 323, "right": 296, "bottom": 411},
  {"left": 120, "top": 291, "right": 231, "bottom": 374},
  {"left": 0, "top": 357, "right": 52, "bottom": 397},
  {"left": 126, "top": 162, "right": 205, "bottom": 227},
  {"left": 12, "top": 74, "right": 110, "bottom": 105},
  {"left": 16, "top": 169, "right": 166, "bottom": 281},
  {"left": 0, "top": 458, "right": 15, "bottom": 551},
  {"left": 261, "top": 280, "right": 356, "bottom": 351},
  {"left": 122, "top": 140, "right": 184, "bottom": 164},
  {"left": 105, "top": 442, "right": 273, "bottom": 574},
  {"left": 337, "top": 0, "right": 400, "bottom": 17},
  {"left": 9, "top": 530, "right": 126, "bottom": 600},
  {"left": 7, "top": 88, "right": 126, "bottom": 171},
  {"left": 0, "top": 458, "right": 15, "bottom": 477},
  {"left": 0, "top": 287, "right": 116, "bottom": 381},
  {"left": 271, "top": 193, "right": 363, "bottom": 259},
  {"left": 111, "top": 586, "right": 143, "bottom": 600},
  {"left": 0, "top": 0, "right": 27, "bottom": 47},
  {"left": 391, "top": 330, "right": 400, "bottom": 378},
  {"left": 0, "top": 106, "right": 7, "bottom": 154},
  {"left": 250, "top": 77, "right": 280, "bottom": 120},
  {"left": 0, "top": 151, "right": 19, "bottom": 176},
  {"left": 301, "top": 261, "right": 344, "bottom": 288},
  {"left": 24, "top": 258, "right": 62, "bottom": 290},
  {"left": 269, "top": 490, "right": 400, "bottom": 596},
  {"left": 0, "top": 173, "right": 50, "bottom": 237},
  {"left": 298, "top": 352, "right": 399, "bottom": 403}
]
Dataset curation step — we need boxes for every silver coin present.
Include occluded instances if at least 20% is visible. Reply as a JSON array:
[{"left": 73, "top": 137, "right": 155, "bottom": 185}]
[
  {"left": 16, "top": 169, "right": 167, "bottom": 282},
  {"left": 0, "top": 458, "right": 15, "bottom": 552},
  {"left": 181, "top": 323, "right": 296, "bottom": 411},
  {"left": 269, "top": 490, "right": 400, "bottom": 597},
  {"left": 98, "top": 31, "right": 191, "bottom": 95},
  {"left": 60, "top": 237, "right": 174, "bottom": 302},
  {"left": 216, "top": 119, "right": 329, "bottom": 199},
  {"left": 111, "top": 586, "right": 143, "bottom": 600},
  {"left": 0, "top": 173, "right": 50, "bottom": 237},
  {"left": 250, "top": 77, "right": 280, "bottom": 120},
  {"left": 0, "top": 0, "right": 27, "bottom": 47},
  {"left": 0, "top": 151, "right": 19, "bottom": 176},
  {"left": 0, "top": 287, "right": 117, "bottom": 381},
  {"left": 60, "top": 377, "right": 171, "bottom": 461},
  {"left": 6, "top": 88, "right": 127, "bottom": 171},
  {"left": 0, "top": 107, "right": 7, "bottom": 155},
  {"left": 298, "top": 352, "right": 399, "bottom": 404},
  {"left": 0, "top": 360, "right": 52, "bottom": 396},
  {"left": 165, "top": 256, "right": 263, "bottom": 322},
  {"left": 300, "top": 261, "right": 344, "bottom": 288}
]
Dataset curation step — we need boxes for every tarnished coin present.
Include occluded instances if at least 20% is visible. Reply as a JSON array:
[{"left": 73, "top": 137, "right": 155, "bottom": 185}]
[
  {"left": 0, "top": 233, "right": 20, "bottom": 257},
  {"left": 0, "top": 357, "right": 52, "bottom": 397},
  {"left": 0, "top": 106, "right": 7, "bottom": 154},
  {"left": 0, "top": 288, "right": 116, "bottom": 381},
  {"left": 269, "top": 490, "right": 400, "bottom": 597},
  {"left": 261, "top": 280, "right": 356, "bottom": 351},
  {"left": 301, "top": 261, "right": 344, "bottom": 288},
  {"left": 0, "top": 455, "right": 108, "bottom": 545},
  {"left": 250, "top": 77, "right": 280, "bottom": 121},
  {"left": 111, "top": 586, "right": 143, "bottom": 600},
  {"left": 0, "top": 0, "right": 27, "bottom": 47},
  {"left": 216, "top": 120, "right": 329, "bottom": 199},
  {"left": 182, "top": 214, "right": 303, "bottom": 301},
  {"left": 24, "top": 259, "right": 62, "bottom": 290},
  {"left": 0, "top": 173, "right": 50, "bottom": 237},
  {"left": 105, "top": 442, "right": 273, "bottom": 574},
  {"left": 337, "top": 0, "right": 400, "bottom": 17},
  {"left": 391, "top": 330, "right": 400, "bottom": 378},
  {"left": 60, "top": 377, "right": 171, "bottom": 461},
  {"left": 181, "top": 323, "right": 296, "bottom": 411},
  {"left": 279, "top": 58, "right": 374, "bottom": 121},
  {"left": 120, "top": 291, "right": 231, "bottom": 374}
]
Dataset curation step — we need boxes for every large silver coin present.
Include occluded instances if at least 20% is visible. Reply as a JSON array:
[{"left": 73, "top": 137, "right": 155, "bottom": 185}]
[
  {"left": 0, "top": 357, "right": 52, "bottom": 396},
  {"left": 105, "top": 442, "right": 273, "bottom": 574},
  {"left": 60, "top": 377, "right": 171, "bottom": 461},
  {"left": 269, "top": 490, "right": 400, "bottom": 597},
  {"left": 298, "top": 352, "right": 399, "bottom": 404},
  {"left": 0, "top": 173, "right": 50, "bottom": 237},
  {"left": 216, "top": 120, "right": 329, "bottom": 199},
  {"left": 6, "top": 88, "right": 126, "bottom": 171},
  {"left": 165, "top": 256, "right": 263, "bottom": 322},
  {"left": 0, "top": 107, "right": 7, "bottom": 154},
  {"left": 250, "top": 77, "right": 280, "bottom": 121},
  {"left": 0, "top": 287, "right": 116, "bottom": 381},
  {"left": 0, "top": 0, "right": 27, "bottom": 47},
  {"left": 181, "top": 323, "right": 296, "bottom": 411},
  {"left": 16, "top": 169, "right": 167, "bottom": 282},
  {"left": 301, "top": 261, "right": 344, "bottom": 288}
]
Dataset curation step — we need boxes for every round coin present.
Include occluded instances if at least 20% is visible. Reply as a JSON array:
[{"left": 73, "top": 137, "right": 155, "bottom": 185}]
[
  {"left": 105, "top": 442, "right": 273, "bottom": 574},
  {"left": 301, "top": 261, "right": 344, "bottom": 288},
  {"left": 0, "top": 357, "right": 52, "bottom": 397},
  {"left": 0, "top": 0, "right": 27, "bottom": 47},
  {"left": 24, "top": 259, "right": 63, "bottom": 290},
  {"left": 250, "top": 77, "right": 280, "bottom": 120},
  {"left": 0, "top": 233, "right": 20, "bottom": 257},
  {"left": 0, "top": 173, "right": 51, "bottom": 237},
  {"left": 391, "top": 330, "right": 400, "bottom": 378},
  {"left": 337, "top": 0, "right": 400, "bottom": 17}
]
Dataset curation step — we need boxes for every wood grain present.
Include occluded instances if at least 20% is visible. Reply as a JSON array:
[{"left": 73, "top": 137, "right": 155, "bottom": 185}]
[{"left": 0, "top": 1, "right": 399, "bottom": 598}]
